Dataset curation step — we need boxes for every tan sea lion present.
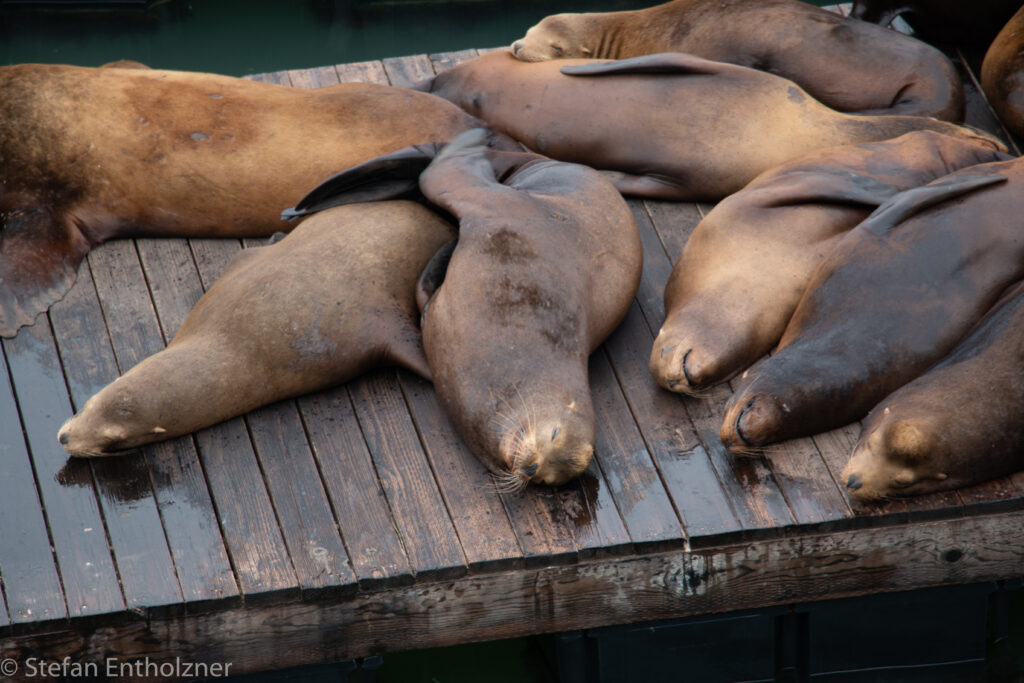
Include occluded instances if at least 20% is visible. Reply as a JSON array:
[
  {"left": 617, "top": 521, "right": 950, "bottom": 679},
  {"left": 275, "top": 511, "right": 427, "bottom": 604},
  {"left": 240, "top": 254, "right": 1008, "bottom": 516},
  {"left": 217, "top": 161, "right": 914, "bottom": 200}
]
[
  {"left": 719, "top": 160, "right": 1023, "bottom": 454},
  {"left": 57, "top": 201, "right": 455, "bottom": 457},
  {"left": 850, "top": 0, "right": 1020, "bottom": 45},
  {"left": 0, "top": 63, "right": 490, "bottom": 338},
  {"left": 420, "top": 130, "right": 641, "bottom": 487},
  {"left": 419, "top": 51, "right": 995, "bottom": 201},
  {"left": 982, "top": 5, "right": 1024, "bottom": 139},
  {"left": 842, "top": 280, "right": 1024, "bottom": 500},
  {"left": 293, "top": 129, "right": 642, "bottom": 487},
  {"left": 511, "top": 0, "right": 963, "bottom": 120},
  {"left": 650, "top": 131, "right": 1011, "bottom": 395}
]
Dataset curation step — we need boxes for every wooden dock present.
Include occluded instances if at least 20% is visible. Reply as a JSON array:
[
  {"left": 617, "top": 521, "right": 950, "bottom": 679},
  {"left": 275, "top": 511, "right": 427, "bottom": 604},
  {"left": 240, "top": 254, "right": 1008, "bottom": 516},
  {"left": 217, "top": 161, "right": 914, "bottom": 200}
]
[{"left": 2, "top": 12, "right": 1024, "bottom": 681}]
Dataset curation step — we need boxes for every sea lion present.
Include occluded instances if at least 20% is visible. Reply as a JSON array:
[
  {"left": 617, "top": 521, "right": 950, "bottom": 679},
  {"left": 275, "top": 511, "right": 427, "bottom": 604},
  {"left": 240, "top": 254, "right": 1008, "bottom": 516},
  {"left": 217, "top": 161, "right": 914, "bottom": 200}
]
[
  {"left": 511, "top": 0, "right": 963, "bottom": 120},
  {"left": 57, "top": 201, "right": 455, "bottom": 457},
  {"left": 850, "top": 0, "right": 1020, "bottom": 45},
  {"left": 419, "top": 51, "right": 994, "bottom": 201},
  {"left": 719, "top": 159, "right": 1023, "bottom": 454},
  {"left": 0, "top": 63, "right": 489, "bottom": 338},
  {"left": 289, "top": 129, "right": 642, "bottom": 487},
  {"left": 650, "top": 131, "right": 1011, "bottom": 395},
  {"left": 842, "top": 280, "right": 1024, "bottom": 500},
  {"left": 982, "top": 5, "right": 1024, "bottom": 139}
]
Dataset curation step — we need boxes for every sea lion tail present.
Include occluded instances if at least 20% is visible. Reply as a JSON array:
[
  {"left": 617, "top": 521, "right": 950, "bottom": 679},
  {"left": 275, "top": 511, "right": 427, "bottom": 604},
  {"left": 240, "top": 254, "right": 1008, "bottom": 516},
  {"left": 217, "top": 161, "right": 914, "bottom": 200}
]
[
  {"left": 281, "top": 143, "right": 442, "bottom": 220},
  {"left": 559, "top": 52, "right": 725, "bottom": 77},
  {"left": 0, "top": 207, "right": 90, "bottom": 338},
  {"left": 861, "top": 172, "right": 1008, "bottom": 236}
]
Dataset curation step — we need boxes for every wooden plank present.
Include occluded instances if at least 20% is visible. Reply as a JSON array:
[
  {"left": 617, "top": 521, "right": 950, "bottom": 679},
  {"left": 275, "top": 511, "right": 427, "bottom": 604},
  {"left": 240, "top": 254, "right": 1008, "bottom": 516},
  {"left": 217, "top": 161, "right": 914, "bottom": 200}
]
[
  {"left": 49, "top": 251, "right": 184, "bottom": 614},
  {"left": 349, "top": 371, "right": 467, "bottom": 580},
  {"left": 0, "top": 343, "right": 66, "bottom": 624},
  {"left": 3, "top": 315, "right": 124, "bottom": 618},
  {"left": 588, "top": 348, "right": 686, "bottom": 550},
  {"left": 334, "top": 60, "right": 389, "bottom": 85},
  {"left": 396, "top": 373, "right": 523, "bottom": 572},
  {"left": 429, "top": 50, "right": 480, "bottom": 74},
  {"left": 635, "top": 200, "right": 796, "bottom": 533},
  {"left": 137, "top": 238, "right": 298, "bottom": 601},
  {"left": 285, "top": 65, "right": 340, "bottom": 89},
  {"left": 381, "top": 54, "right": 435, "bottom": 88},
  {"left": 299, "top": 388, "right": 415, "bottom": 588},
  {"left": 93, "top": 238, "right": 239, "bottom": 608},
  {"left": 6, "top": 509, "right": 1024, "bottom": 677}
]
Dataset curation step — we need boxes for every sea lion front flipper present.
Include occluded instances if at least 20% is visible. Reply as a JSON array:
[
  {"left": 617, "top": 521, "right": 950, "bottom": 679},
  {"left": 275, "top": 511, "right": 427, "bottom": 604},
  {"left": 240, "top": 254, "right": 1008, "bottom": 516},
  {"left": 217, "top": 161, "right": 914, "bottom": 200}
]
[
  {"left": 416, "top": 239, "right": 456, "bottom": 316},
  {"left": 761, "top": 170, "right": 905, "bottom": 209},
  {"left": 560, "top": 52, "right": 727, "bottom": 77},
  {"left": 281, "top": 142, "right": 443, "bottom": 221},
  {"left": 0, "top": 207, "right": 89, "bottom": 338},
  {"left": 603, "top": 171, "right": 691, "bottom": 200},
  {"left": 861, "top": 172, "right": 1007, "bottom": 236}
]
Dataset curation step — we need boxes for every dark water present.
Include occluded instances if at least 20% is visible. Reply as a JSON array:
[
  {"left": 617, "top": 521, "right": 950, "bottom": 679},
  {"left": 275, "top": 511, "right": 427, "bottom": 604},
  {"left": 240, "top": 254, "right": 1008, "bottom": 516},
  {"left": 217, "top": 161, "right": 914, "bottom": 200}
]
[{"left": 1, "top": 0, "right": 834, "bottom": 75}]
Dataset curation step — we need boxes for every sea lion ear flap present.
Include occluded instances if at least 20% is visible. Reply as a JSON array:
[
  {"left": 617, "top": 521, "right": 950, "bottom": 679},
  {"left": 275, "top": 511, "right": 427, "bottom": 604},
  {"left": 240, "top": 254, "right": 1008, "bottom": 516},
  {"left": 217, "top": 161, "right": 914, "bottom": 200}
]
[
  {"left": 861, "top": 172, "right": 1007, "bottom": 237},
  {"left": 762, "top": 170, "right": 905, "bottom": 209},
  {"left": 416, "top": 239, "right": 457, "bottom": 317},
  {"left": 560, "top": 52, "right": 725, "bottom": 77},
  {"left": 0, "top": 207, "right": 89, "bottom": 338},
  {"left": 280, "top": 142, "right": 443, "bottom": 221}
]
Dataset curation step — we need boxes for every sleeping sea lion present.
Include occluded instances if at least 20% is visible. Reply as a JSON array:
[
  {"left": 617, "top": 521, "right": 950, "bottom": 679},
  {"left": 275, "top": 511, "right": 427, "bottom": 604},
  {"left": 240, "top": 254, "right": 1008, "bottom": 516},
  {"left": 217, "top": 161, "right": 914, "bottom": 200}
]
[
  {"left": 0, "top": 63, "right": 489, "bottom": 338},
  {"left": 419, "top": 51, "right": 995, "bottom": 201},
  {"left": 650, "top": 131, "right": 1011, "bottom": 395},
  {"left": 982, "top": 5, "right": 1024, "bottom": 139},
  {"left": 850, "top": 0, "right": 1020, "bottom": 45},
  {"left": 288, "top": 129, "right": 642, "bottom": 488},
  {"left": 57, "top": 201, "right": 455, "bottom": 456},
  {"left": 842, "top": 280, "right": 1024, "bottom": 500},
  {"left": 511, "top": 0, "right": 963, "bottom": 120},
  {"left": 720, "top": 158, "right": 1024, "bottom": 454}
]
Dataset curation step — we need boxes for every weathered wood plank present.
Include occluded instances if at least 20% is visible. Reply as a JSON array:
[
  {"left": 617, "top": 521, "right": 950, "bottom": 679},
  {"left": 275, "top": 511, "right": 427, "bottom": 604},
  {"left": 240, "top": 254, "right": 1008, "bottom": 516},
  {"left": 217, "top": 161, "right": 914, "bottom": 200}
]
[
  {"left": 381, "top": 54, "right": 434, "bottom": 88},
  {"left": 429, "top": 49, "right": 480, "bottom": 74},
  {"left": 5, "top": 509, "right": 1023, "bottom": 678},
  {"left": 637, "top": 200, "right": 796, "bottom": 533},
  {"left": 49, "top": 248, "right": 184, "bottom": 614},
  {"left": 335, "top": 60, "right": 389, "bottom": 85},
  {"left": 349, "top": 371, "right": 468, "bottom": 580},
  {"left": 299, "top": 388, "right": 415, "bottom": 588},
  {"left": 151, "top": 238, "right": 298, "bottom": 601},
  {"left": 0, "top": 342, "right": 66, "bottom": 624},
  {"left": 285, "top": 65, "right": 340, "bottom": 89},
  {"left": 396, "top": 373, "right": 523, "bottom": 573},
  {"left": 3, "top": 314, "right": 124, "bottom": 618},
  {"left": 588, "top": 348, "right": 685, "bottom": 550}
]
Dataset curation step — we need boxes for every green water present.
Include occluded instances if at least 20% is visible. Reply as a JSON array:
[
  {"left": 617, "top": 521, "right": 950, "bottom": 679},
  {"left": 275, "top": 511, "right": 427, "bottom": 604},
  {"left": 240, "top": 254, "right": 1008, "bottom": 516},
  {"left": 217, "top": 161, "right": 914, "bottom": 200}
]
[
  {"left": 2, "top": 0, "right": 648, "bottom": 75},
  {"left": 1, "top": 0, "right": 836, "bottom": 75}
]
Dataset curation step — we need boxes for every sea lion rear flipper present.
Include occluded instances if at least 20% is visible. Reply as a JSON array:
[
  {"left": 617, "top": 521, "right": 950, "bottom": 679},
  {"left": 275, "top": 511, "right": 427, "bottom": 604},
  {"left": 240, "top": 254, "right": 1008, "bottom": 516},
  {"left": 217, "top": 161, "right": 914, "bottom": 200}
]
[
  {"left": 560, "top": 52, "right": 726, "bottom": 77},
  {"left": 281, "top": 143, "right": 443, "bottom": 221},
  {"left": 0, "top": 208, "right": 89, "bottom": 338},
  {"left": 762, "top": 170, "right": 905, "bottom": 209},
  {"left": 416, "top": 239, "right": 457, "bottom": 315},
  {"left": 862, "top": 172, "right": 1008, "bottom": 236}
]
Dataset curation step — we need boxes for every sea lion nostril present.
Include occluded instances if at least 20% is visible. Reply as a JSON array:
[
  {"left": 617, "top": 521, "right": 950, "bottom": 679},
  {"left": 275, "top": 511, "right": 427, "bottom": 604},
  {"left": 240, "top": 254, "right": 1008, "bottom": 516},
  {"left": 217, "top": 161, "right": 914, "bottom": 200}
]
[
  {"left": 512, "top": 41, "right": 524, "bottom": 55},
  {"left": 58, "top": 430, "right": 69, "bottom": 445},
  {"left": 846, "top": 473, "right": 862, "bottom": 490},
  {"left": 522, "top": 463, "right": 539, "bottom": 476},
  {"left": 550, "top": 427, "right": 560, "bottom": 441}
]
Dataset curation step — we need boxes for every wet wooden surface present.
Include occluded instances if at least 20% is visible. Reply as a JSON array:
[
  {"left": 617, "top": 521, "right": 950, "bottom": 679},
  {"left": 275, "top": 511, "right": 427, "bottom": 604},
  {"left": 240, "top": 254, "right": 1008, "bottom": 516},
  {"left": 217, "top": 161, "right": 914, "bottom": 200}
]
[{"left": 2, "top": 6, "right": 1023, "bottom": 677}]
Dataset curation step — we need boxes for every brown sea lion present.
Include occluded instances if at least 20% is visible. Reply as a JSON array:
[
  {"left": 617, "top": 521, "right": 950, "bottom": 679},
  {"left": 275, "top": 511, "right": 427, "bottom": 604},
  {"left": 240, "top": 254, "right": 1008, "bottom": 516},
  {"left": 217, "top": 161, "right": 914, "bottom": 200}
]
[
  {"left": 292, "top": 129, "right": 642, "bottom": 487},
  {"left": 511, "top": 0, "right": 963, "bottom": 120},
  {"left": 850, "top": 0, "right": 1020, "bottom": 45},
  {"left": 0, "top": 63, "right": 489, "bottom": 338},
  {"left": 982, "top": 5, "right": 1024, "bottom": 139},
  {"left": 650, "top": 131, "right": 1011, "bottom": 395},
  {"left": 419, "top": 130, "right": 641, "bottom": 487},
  {"left": 842, "top": 280, "right": 1024, "bottom": 500},
  {"left": 419, "top": 51, "right": 994, "bottom": 201},
  {"left": 57, "top": 201, "right": 454, "bottom": 457},
  {"left": 719, "top": 160, "right": 1023, "bottom": 454}
]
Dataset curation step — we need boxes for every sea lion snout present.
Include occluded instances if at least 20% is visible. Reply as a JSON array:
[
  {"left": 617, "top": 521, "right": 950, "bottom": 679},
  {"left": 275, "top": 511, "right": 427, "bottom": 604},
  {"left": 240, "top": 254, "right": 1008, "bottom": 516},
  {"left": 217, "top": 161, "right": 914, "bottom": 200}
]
[{"left": 720, "top": 393, "right": 785, "bottom": 455}]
